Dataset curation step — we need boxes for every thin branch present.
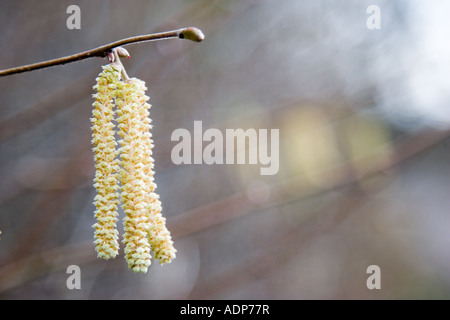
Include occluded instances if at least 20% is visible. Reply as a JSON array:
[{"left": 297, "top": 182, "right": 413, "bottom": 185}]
[{"left": 0, "top": 27, "right": 204, "bottom": 77}]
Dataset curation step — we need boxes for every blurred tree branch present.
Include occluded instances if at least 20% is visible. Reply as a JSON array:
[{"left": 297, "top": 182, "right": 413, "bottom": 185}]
[{"left": 0, "top": 113, "right": 448, "bottom": 296}]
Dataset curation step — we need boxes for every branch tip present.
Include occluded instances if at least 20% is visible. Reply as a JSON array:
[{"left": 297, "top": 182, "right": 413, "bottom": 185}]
[{"left": 178, "top": 27, "right": 205, "bottom": 42}]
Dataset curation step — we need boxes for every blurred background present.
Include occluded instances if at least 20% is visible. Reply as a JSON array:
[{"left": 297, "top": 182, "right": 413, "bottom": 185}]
[{"left": 1, "top": 0, "right": 450, "bottom": 299}]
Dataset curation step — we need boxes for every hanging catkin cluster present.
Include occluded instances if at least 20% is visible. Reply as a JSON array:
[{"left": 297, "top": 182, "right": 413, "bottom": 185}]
[{"left": 91, "top": 63, "right": 176, "bottom": 273}]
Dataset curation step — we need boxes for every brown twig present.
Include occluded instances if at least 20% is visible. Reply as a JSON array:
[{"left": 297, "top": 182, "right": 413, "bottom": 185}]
[{"left": 0, "top": 27, "right": 204, "bottom": 77}]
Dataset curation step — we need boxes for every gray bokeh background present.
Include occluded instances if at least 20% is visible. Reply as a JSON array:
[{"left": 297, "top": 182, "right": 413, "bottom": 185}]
[{"left": 1, "top": 0, "right": 450, "bottom": 299}]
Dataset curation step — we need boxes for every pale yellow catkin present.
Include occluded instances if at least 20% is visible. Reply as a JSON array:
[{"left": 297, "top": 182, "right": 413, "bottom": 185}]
[
  {"left": 132, "top": 79, "right": 176, "bottom": 265},
  {"left": 116, "top": 78, "right": 153, "bottom": 273},
  {"left": 91, "top": 63, "right": 176, "bottom": 273},
  {"left": 91, "top": 63, "right": 122, "bottom": 259}
]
